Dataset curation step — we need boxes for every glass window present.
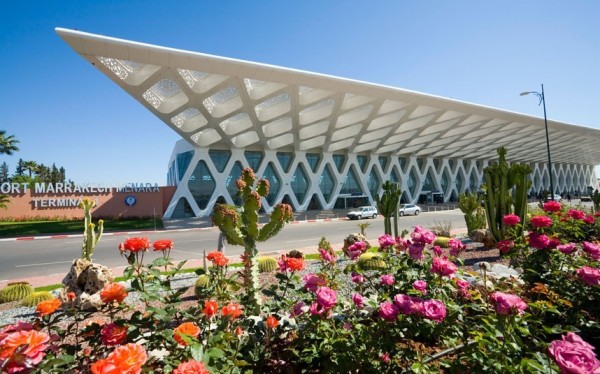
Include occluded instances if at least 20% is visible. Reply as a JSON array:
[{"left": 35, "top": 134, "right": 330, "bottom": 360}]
[
  {"left": 276, "top": 152, "right": 294, "bottom": 173},
  {"left": 356, "top": 155, "right": 368, "bottom": 172},
  {"left": 263, "top": 162, "right": 281, "bottom": 205},
  {"left": 457, "top": 171, "right": 464, "bottom": 192},
  {"left": 367, "top": 167, "right": 380, "bottom": 199},
  {"left": 226, "top": 161, "right": 244, "bottom": 205},
  {"left": 408, "top": 168, "right": 418, "bottom": 195},
  {"left": 209, "top": 149, "right": 231, "bottom": 173},
  {"left": 340, "top": 167, "right": 363, "bottom": 195},
  {"left": 423, "top": 169, "right": 437, "bottom": 192},
  {"left": 291, "top": 165, "right": 309, "bottom": 204},
  {"left": 319, "top": 165, "right": 335, "bottom": 203},
  {"left": 306, "top": 153, "right": 321, "bottom": 172},
  {"left": 398, "top": 157, "right": 407, "bottom": 171},
  {"left": 176, "top": 151, "right": 194, "bottom": 182},
  {"left": 391, "top": 169, "right": 400, "bottom": 184},
  {"left": 332, "top": 154, "right": 345, "bottom": 173},
  {"left": 171, "top": 197, "right": 195, "bottom": 218},
  {"left": 188, "top": 160, "right": 215, "bottom": 210},
  {"left": 378, "top": 156, "right": 388, "bottom": 171},
  {"left": 244, "top": 150, "right": 263, "bottom": 172}
]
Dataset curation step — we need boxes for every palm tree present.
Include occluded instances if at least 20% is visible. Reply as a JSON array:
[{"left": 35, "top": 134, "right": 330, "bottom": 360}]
[
  {"left": 23, "top": 160, "right": 38, "bottom": 178},
  {"left": 0, "top": 194, "right": 9, "bottom": 209},
  {"left": 0, "top": 130, "right": 19, "bottom": 155}
]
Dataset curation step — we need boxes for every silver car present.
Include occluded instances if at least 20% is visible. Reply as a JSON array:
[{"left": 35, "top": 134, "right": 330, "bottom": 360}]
[
  {"left": 398, "top": 204, "right": 421, "bottom": 216},
  {"left": 346, "top": 206, "right": 378, "bottom": 220}
]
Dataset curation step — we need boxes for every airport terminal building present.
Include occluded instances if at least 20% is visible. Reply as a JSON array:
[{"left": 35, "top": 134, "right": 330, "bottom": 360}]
[{"left": 56, "top": 29, "right": 600, "bottom": 219}]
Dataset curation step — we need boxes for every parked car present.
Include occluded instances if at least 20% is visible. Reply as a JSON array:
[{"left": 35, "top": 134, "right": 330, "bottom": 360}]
[
  {"left": 551, "top": 194, "right": 562, "bottom": 202},
  {"left": 346, "top": 206, "right": 378, "bottom": 220},
  {"left": 398, "top": 204, "right": 421, "bottom": 216}
]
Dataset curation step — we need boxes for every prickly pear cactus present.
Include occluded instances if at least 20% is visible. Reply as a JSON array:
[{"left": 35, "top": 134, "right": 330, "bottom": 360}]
[
  {"left": 80, "top": 198, "right": 104, "bottom": 261},
  {"left": 358, "top": 253, "right": 387, "bottom": 270},
  {"left": 21, "top": 291, "right": 54, "bottom": 307},
  {"left": 258, "top": 257, "right": 278, "bottom": 273},
  {"left": 0, "top": 282, "right": 34, "bottom": 303},
  {"left": 212, "top": 168, "right": 293, "bottom": 311}
]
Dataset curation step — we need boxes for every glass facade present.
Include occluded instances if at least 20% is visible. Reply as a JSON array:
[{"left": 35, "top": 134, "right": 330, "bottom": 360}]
[
  {"left": 332, "top": 154, "right": 345, "bottom": 172},
  {"left": 319, "top": 166, "right": 335, "bottom": 203},
  {"left": 262, "top": 162, "right": 281, "bottom": 205},
  {"left": 356, "top": 155, "right": 367, "bottom": 172},
  {"left": 244, "top": 150, "right": 263, "bottom": 171},
  {"left": 277, "top": 152, "right": 293, "bottom": 172},
  {"left": 188, "top": 160, "right": 215, "bottom": 210},
  {"left": 226, "top": 161, "right": 244, "bottom": 205},
  {"left": 378, "top": 156, "right": 388, "bottom": 171},
  {"left": 367, "top": 167, "right": 380, "bottom": 199},
  {"left": 390, "top": 169, "right": 400, "bottom": 184},
  {"left": 306, "top": 153, "right": 320, "bottom": 172},
  {"left": 209, "top": 149, "right": 231, "bottom": 172},
  {"left": 291, "top": 165, "right": 309, "bottom": 204},
  {"left": 423, "top": 169, "right": 437, "bottom": 192},
  {"left": 340, "top": 167, "right": 362, "bottom": 195},
  {"left": 176, "top": 151, "right": 194, "bottom": 182}
]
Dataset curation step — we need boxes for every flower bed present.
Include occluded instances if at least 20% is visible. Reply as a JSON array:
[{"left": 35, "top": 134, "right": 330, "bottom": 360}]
[{"left": 1, "top": 203, "right": 599, "bottom": 373}]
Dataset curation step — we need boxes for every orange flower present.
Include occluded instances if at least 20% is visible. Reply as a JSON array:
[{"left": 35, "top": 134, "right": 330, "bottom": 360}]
[
  {"left": 67, "top": 292, "right": 76, "bottom": 301},
  {"left": 173, "top": 322, "right": 201, "bottom": 346},
  {"left": 281, "top": 256, "right": 304, "bottom": 272},
  {"left": 100, "top": 323, "right": 128, "bottom": 346},
  {"left": 0, "top": 330, "right": 49, "bottom": 368},
  {"left": 266, "top": 315, "right": 279, "bottom": 329},
  {"left": 153, "top": 239, "right": 173, "bottom": 252},
  {"left": 222, "top": 302, "right": 243, "bottom": 320},
  {"left": 203, "top": 300, "right": 218, "bottom": 318},
  {"left": 120, "top": 237, "right": 150, "bottom": 253},
  {"left": 36, "top": 298, "right": 61, "bottom": 316},
  {"left": 206, "top": 251, "right": 229, "bottom": 266},
  {"left": 100, "top": 283, "right": 128, "bottom": 304},
  {"left": 173, "top": 360, "right": 210, "bottom": 374},
  {"left": 91, "top": 343, "right": 147, "bottom": 374},
  {"left": 235, "top": 326, "right": 243, "bottom": 336}
]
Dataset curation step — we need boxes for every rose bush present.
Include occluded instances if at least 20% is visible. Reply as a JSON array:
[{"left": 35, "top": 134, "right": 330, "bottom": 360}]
[{"left": 0, "top": 209, "right": 599, "bottom": 372}]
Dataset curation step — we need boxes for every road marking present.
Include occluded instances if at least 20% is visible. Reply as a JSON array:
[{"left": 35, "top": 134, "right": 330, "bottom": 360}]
[
  {"left": 172, "top": 249, "right": 204, "bottom": 256},
  {"left": 176, "top": 239, "right": 215, "bottom": 244},
  {"left": 16, "top": 260, "right": 73, "bottom": 268},
  {"left": 285, "top": 238, "right": 321, "bottom": 243}
]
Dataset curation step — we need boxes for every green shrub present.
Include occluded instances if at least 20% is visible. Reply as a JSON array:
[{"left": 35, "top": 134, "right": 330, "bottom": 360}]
[
  {"left": 257, "top": 256, "right": 278, "bottom": 273},
  {"left": 21, "top": 291, "right": 54, "bottom": 307},
  {"left": 0, "top": 282, "right": 34, "bottom": 303}
]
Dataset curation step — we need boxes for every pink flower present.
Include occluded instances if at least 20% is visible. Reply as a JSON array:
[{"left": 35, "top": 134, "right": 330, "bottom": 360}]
[
  {"left": 448, "top": 238, "right": 465, "bottom": 257},
  {"left": 567, "top": 209, "right": 586, "bottom": 220},
  {"left": 378, "top": 234, "right": 396, "bottom": 248},
  {"left": 351, "top": 272, "right": 365, "bottom": 284},
  {"left": 421, "top": 299, "right": 447, "bottom": 323},
  {"left": 352, "top": 293, "right": 364, "bottom": 308},
  {"left": 413, "top": 280, "right": 427, "bottom": 294},
  {"left": 576, "top": 266, "right": 600, "bottom": 286},
  {"left": 309, "top": 302, "right": 325, "bottom": 316},
  {"left": 316, "top": 287, "right": 337, "bottom": 309},
  {"left": 582, "top": 242, "right": 600, "bottom": 260},
  {"left": 557, "top": 243, "right": 577, "bottom": 255},
  {"left": 549, "top": 333, "right": 600, "bottom": 374},
  {"left": 490, "top": 291, "right": 528, "bottom": 315},
  {"left": 393, "top": 294, "right": 423, "bottom": 315},
  {"left": 380, "top": 352, "right": 391, "bottom": 364},
  {"left": 543, "top": 201, "right": 562, "bottom": 213},
  {"left": 395, "top": 238, "right": 410, "bottom": 252},
  {"left": 318, "top": 248, "right": 336, "bottom": 264},
  {"left": 379, "top": 301, "right": 400, "bottom": 321},
  {"left": 432, "top": 245, "right": 444, "bottom": 257},
  {"left": 502, "top": 214, "right": 520, "bottom": 226},
  {"left": 455, "top": 279, "right": 471, "bottom": 298},
  {"left": 430, "top": 257, "right": 457, "bottom": 277},
  {"left": 530, "top": 215, "right": 553, "bottom": 228},
  {"left": 303, "top": 273, "right": 326, "bottom": 292},
  {"left": 584, "top": 215, "right": 596, "bottom": 225},
  {"left": 563, "top": 332, "right": 596, "bottom": 352},
  {"left": 497, "top": 240, "right": 514, "bottom": 254},
  {"left": 408, "top": 243, "right": 425, "bottom": 261},
  {"left": 290, "top": 301, "right": 306, "bottom": 317},
  {"left": 412, "top": 226, "right": 436, "bottom": 244},
  {"left": 528, "top": 232, "right": 550, "bottom": 249},
  {"left": 380, "top": 274, "right": 395, "bottom": 286},
  {"left": 347, "top": 241, "right": 367, "bottom": 260},
  {"left": 548, "top": 237, "right": 560, "bottom": 249}
]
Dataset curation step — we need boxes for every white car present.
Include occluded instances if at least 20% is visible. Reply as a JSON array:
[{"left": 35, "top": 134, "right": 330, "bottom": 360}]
[
  {"left": 398, "top": 204, "right": 421, "bottom": 216},
  {"left": 551, "top": 194, "right": 562, "bottom": 202},
  {"left": 346, "top": 206, "right": 378, "bottom": 220}
]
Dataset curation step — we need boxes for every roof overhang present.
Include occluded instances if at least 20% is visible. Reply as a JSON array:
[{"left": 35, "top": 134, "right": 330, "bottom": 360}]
[{"left": 56, "top": 28, "right": 600, "bottom": 165}]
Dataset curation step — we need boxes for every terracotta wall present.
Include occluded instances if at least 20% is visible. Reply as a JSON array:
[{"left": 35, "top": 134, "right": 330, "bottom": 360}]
[{"left": 0, "top": 187, "right": 176, "bottom": 220}]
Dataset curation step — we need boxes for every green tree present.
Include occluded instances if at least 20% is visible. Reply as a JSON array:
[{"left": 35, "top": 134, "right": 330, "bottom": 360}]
[
  {"left": 0, "top": 162, "right": 9, "bottom": 182},
  {"left": 14, "top": 158, "right": 24, "bottom": 176},
  {"left": 0, "top": 130, "right": 19, "bottom": 155},
  {"left": 22, "top": 160, "right": 38, "bottom": 178}
]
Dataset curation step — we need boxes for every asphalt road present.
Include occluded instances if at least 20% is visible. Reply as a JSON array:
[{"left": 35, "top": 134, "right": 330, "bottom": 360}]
[{"left": 0, "top": 210, "right": 466, "bottom": 282}]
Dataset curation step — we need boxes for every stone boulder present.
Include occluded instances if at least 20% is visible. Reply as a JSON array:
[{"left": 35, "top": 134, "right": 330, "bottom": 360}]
[
  {"left": 60, "top": 258, "right": 114, "bottom": 311},
  {"left": 469, "top": 229, "right": 496, "bottom": 248}
]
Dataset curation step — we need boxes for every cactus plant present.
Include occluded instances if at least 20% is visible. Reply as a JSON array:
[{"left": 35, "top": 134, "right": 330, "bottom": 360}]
[
  {"left": 483, "top": 147, "right": 532, "bottom": 242},
  {"left": 434, "top": 237, "right": 451, "bottom": 248},
  {"left": 459, "top": 192, "right": 487, "bottom": 234},
  {"left": 358, "top": 252, "right": 386, "bottom": 270},
  {"left": 194, "top": 274, "right": 211, "bottom": 298},
  {"left": 80, "top": 198, "right": 103, "bottom": 261},
  {"left": 213, "top": 168, "right": 293, "bottom": 311},
  {"left": 258, "top": 256, "right": 278, "bottom": 273},
  {"left": 375, "top": 181, "right": 402, "bottom": 237},
  {"left": 0, "top": 282, "right": 34, "bottom": 303},
  {"left": 21, "top": 291, "right": 54, "bottom": 307},
  {"left": 592, "top": 189, "right": 600, "bottom": 212}
]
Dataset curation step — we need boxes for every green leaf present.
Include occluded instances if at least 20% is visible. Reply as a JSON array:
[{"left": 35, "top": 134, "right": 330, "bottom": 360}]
[{"left": 190, "top": 343, "right": 204, "bottom": 362}]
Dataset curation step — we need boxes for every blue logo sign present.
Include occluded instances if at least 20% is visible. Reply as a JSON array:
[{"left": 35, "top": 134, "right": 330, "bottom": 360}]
[{"left": 125, "top": 195, "right": 137, "bottom": 206}]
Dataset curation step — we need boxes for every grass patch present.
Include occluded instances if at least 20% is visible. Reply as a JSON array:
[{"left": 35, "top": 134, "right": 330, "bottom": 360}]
[{"left": 0, "top": 219, "right": 164, "bottom": 238}]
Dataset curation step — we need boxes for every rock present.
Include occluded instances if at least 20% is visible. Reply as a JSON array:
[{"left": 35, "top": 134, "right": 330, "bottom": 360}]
[
  {"left": 60, "top": 258, "right": 114, "bottom": 311},
  {"left": 473, "top": 261, "right": 492, "bottom": 272},
  {"left": 490, "top": 264, "right": 520, "bottom": 278},
  {"left": 475, "top": 279, "right": 495, "bottom": 290},
  {"left": 469, "top": 229, "right": 496, "bottom": 248}
]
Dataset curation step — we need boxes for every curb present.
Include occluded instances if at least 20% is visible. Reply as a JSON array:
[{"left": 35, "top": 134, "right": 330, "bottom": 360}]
[{"left": 0, "top": 217, "right": 351, "bottom": 242}]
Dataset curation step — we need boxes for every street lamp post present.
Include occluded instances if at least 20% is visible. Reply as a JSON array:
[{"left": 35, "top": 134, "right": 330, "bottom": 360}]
[{"left": 520, "top": 84, "right": 554, "bottom": 200}]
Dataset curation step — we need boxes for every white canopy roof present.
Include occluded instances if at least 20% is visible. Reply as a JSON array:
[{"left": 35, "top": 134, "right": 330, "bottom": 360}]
[{"left": 56, "top": 28, "right": 600, "bottom": 165}]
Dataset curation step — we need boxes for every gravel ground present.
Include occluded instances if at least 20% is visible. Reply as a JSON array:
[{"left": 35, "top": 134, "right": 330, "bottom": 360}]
[{"left": 0, "top": 241, "right": 502, "bottom": 327}]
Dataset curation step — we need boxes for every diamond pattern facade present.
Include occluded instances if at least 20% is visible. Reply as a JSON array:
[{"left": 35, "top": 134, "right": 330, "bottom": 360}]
[{"left": 56, "top": 28, "right": 599, "bottom": 218}]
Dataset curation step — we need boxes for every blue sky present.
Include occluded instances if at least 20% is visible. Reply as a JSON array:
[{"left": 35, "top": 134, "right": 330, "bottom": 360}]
[{"left": 1, "top": 1, "right": 599, "bottom": 185}]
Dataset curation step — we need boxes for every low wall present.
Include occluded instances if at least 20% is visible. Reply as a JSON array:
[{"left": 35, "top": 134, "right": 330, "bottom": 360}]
[{"left": 0, "top": 184, "right": 176, "bottom": 220}]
